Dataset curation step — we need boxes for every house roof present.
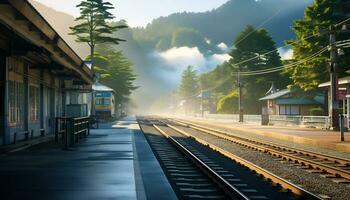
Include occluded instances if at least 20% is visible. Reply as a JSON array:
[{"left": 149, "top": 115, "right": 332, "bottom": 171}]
[
  {"left": 259, "top": 89, "right": 291, "bottom": 101},
  {"left": 276, "top": 98, "right": 322, "bottom": 105},
  {"left": 319, "top": 76, "right": 350, "bottom": 88},
  {"left": 92, "top": 82, "right": 115, "bottom": 92}
]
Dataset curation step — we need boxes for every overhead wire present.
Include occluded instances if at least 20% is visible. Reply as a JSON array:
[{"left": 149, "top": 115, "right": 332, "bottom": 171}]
[
  {"left": 180, "top": 10, "right": 350, "bottom": 100},
  {"left": 233, "top": 47, "right": 328, "bottom": 76},
  {"left": 229, "top": 16, "right": 350, "bottom": 70}
]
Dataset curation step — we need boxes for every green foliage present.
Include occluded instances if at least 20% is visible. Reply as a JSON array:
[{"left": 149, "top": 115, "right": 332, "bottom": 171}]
[
  {"left": 131, "top": 0, "right": 310, "bottom": 54},
  {"left": 178, "top": 66, "right": 200, "bottom": 98},
  {"left": 285, "top": 0, "right": 350, "bottom": 91},
  {"left": 93, "top": 44, "right": 138, "bottom": 104},
  {"left": 199, "top": 62, "right": 235, "bottom": 95},
  {"left": 171, "top": 28, "right": 209, "bottom": 52},
  {"left": 230, "top": 25, "right": 282, "bottom": 72},
  {"left": 217, "top": 91, "right": 238, "bottom": 114},
  {"left": 155, "top": 37, "right": 172, "bottom": 51},
  {"left": 228, "top": 25, "right": 289, "bottom": 114},
  {"left": 70, "top": 0, "right": 127, "bottom": 71}
]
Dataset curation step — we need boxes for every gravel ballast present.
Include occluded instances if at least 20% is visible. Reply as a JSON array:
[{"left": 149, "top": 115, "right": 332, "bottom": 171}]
[
  {"left": 168, "top": 122, "right": 350, "bottom": 200},
  {"left": 180, "top": 119, "right": 350, "bottom": 160}
]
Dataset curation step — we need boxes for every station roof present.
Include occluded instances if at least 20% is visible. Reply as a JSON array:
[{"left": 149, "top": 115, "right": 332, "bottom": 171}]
[
  {"left": 0, "top": 0, "right": 93, "bottom": 84},
  {"left": 259, "top": 89, "right": 291, "bottom": 101},
  {"left": 319, "top": 76, "right": 350, "bottom": 88},
  {"left": 93, "top": 82, "right": 115, "bottom": 92}
]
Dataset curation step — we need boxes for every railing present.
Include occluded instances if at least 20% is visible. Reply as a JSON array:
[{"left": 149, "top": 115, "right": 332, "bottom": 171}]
[
  {"left": 191, "top": 114, "right": 330, "bottom": 129},
  {"left": 55, "top": 116, "right": 90, "bottom": 148},
  {"left": 269, "top": 115, "right": 330, "bottom": 129},
  {"left": 194, "top": 114, "right": 261, "bottom": 124}
]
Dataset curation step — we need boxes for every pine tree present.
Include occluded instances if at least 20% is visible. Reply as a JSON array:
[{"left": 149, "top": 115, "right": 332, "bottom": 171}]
[
  {"left": 286, "top": 0, "right": 350, "bottom": 91},
  {"left": 178, "top": 66, "right": 200, "bottom": 98},
  {"left": 178, "top": 66, "right": 200, "bottom": 114},
  {"left": 228, "top": 25, "right": 287, "bottom": 113},
  {"left": 70, "top": 0, "right": 127, "bottom": 72},
  {"left": 91, "top": 45, "right": 138, "bottom": 105}
]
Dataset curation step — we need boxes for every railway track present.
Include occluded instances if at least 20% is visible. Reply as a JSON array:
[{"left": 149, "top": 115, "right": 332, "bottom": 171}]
[
  {"left": 138, "top": 118, "right": 322, "bottom": 200},
  {"left": 168, "top": 118, "right": 350, "bottom": 185}
]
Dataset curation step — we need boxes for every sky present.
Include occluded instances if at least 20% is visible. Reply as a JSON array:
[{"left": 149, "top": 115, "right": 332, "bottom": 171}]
[{"left": 33, "top": 0, "right": 229, "bottom": 27}]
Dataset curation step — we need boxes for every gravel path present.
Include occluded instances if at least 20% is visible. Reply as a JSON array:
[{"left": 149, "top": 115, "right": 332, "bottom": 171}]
[
  {"left": 181, "top": 119, "right": 350, "bottom": 160},
  {"left": 170, "top": 123, "right": 350, "bottom": 200}
]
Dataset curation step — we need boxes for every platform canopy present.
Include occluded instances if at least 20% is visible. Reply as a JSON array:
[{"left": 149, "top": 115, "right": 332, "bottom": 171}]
[{"left": 0, "top": 0, "right": 94, "bottom": 84}]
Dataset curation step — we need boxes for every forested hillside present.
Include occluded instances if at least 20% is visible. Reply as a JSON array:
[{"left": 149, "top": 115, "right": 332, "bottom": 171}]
[{"left": 30, "top": 0, "right": 313, "bottom": 112}]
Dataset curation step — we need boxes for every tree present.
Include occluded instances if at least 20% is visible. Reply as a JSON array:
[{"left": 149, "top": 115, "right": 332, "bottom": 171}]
[
  {"left": 285, "top": 0, "right": 350, "bottom": 91},
  {"left": 70, "top": 0, "right": 127, "bottom": 72},
  {"left": 92, "top": 46, "right": 137, "bottom": 105},
  {"left": 217, "top": 92, "right": 238, "bottom": 114},
  {"left": 171, "top": 28, "right": 210, "bottom": 52},
  {"left": 227, "top": 25, "right": 288, "bottom": 113},
  {"left": 178, "top": 66, "right": 200, "bottom": 98},
  {"left": 178, "top": 66, "right": 200, "bottom": 113}
]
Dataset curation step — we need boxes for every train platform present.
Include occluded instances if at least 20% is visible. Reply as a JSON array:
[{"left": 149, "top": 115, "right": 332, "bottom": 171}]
[
  {"left": 0, "top": 116, "right": 177, "bottom": 200},
  {"left": 177, "top": 117, "right": 350, "bottom": 153}
]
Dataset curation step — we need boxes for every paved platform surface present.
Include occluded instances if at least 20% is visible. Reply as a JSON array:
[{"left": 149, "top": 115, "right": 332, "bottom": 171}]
[
  {"left": 0, "top": 116, "right": 176, "bottom": 200},
  {"left": 179, "top": 117, "right": 350, "bottom": 153}
]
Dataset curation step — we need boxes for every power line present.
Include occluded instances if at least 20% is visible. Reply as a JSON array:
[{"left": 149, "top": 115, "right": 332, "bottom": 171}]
[
  {"left": 228, "top": 33, "right": 320, "bottom": 69},
  {"left": 335, "top": 16, "right": 350, "bottom": 28},
  {"left": 234, "top": 8, "right": 284, "bottom": 47},
  {"left": 181, "top": 42, "right": 342, "bottom": 100},
  {"left": 181, "top": 17, "right": 350, "bottom": 100},
  {"left": 237, "top": 47, "right": 328, "bottom": 76},
  {"left": 228, "top": 37, "right": 350, "bottom": 76},
  {"left": 228, "top": 17, "right": 350, "bottom": 70}
]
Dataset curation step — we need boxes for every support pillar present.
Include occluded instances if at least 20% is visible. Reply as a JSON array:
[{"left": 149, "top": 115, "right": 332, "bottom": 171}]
[
  {"left": 40, "top": 69, "right": 44, "bottom": 129},
  {"left": 24, "top": 65, "right": 29, "bottom": 134},
  {"left": 0, "top": 53, "right": 8, "bottom": 145}
]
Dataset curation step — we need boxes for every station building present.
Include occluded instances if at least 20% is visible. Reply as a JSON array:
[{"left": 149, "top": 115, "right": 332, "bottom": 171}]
[{"left": 0, "top": 0, "right": 94, "bottom": 145}]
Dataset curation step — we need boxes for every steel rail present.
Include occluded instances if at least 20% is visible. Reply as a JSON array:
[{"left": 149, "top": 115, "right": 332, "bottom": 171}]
[
  {"left": 164, "top": 123, "right": 322, "bottom": 200},
  {"left": 170, "top": 118, "right": 350, "bottom": 182},
  {"left": 153, "top": 124, "right": 250, "bottom": 200}
]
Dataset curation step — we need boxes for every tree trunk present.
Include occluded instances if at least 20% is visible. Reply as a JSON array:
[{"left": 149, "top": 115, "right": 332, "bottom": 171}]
[
  {"left": 90, "top": 45, "right": 95, "bottom": 73},
  {"left": 90, "top": 45, "right": 96, "bottom": 116}
]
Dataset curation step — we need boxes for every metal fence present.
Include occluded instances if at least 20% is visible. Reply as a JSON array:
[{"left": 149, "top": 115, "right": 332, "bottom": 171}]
[
  {"left": 192, "top": 114, "right": 331, "bottom": 129},
  {"left": 269, "top": 115, "right": 330, "bottom": 129},
  {"left": 194, "top": 114, "right": 262, "bottom": 124}
]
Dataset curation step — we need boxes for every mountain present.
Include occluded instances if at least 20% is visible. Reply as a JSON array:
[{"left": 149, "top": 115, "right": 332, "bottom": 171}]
[
  {"left": 29, "top": 0, "right": 90, "bottom": 58},
  {"left": 29, "top": 0, "right": 313, "bottom": 112},
  {"left": 132, "top": 0, "right": 313, "bottom": 50}
]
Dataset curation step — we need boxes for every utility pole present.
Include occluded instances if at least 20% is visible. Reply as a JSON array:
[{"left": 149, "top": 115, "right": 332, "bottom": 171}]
[
  {"left": 329, "top": 25, "right": 340, "bottom": 130},
  {"left": 200, "top": 89, "right": 204, "bottom": 118},
  {"left": 238, "top": 72, "right": 243, "bottom": 122}
]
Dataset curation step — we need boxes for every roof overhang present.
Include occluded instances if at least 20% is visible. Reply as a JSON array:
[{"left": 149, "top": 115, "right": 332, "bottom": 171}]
[
  {"left": 259, "top": 89, "right": 291, "bottom": 101},
  {"left": 319, "top": 76, "right": 350, "bottom": 88},
  {"left": 0, "top": 0, "right": 93, "bottom": 84}
]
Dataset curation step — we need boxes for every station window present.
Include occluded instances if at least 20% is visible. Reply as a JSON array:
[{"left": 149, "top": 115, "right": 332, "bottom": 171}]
[
  {"left": 30, "top": 86, "right": 40, "bottom": 121},
  {"left": 8, "top": 81, "right": 23, "bottom": 123}
]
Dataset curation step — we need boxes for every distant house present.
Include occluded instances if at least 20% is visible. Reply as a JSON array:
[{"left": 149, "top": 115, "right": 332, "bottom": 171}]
[{"left": 259, "top": 85, "right": 324, "bottom": 116}]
